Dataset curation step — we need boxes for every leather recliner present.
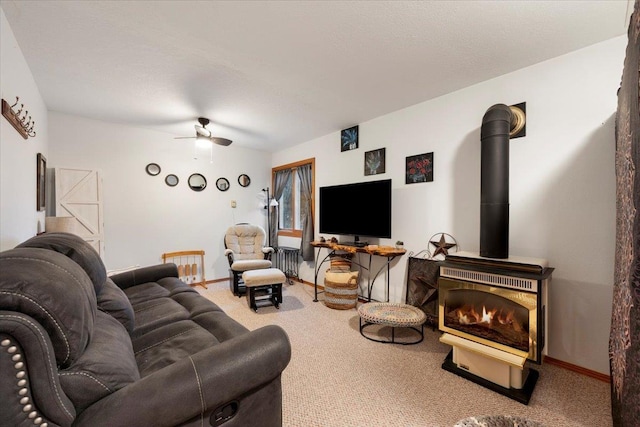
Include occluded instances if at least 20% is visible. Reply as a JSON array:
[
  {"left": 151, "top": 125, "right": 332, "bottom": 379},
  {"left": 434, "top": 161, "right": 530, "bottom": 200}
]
[{"left": 0, "top": 232, "right": 291, "bottom": 427}]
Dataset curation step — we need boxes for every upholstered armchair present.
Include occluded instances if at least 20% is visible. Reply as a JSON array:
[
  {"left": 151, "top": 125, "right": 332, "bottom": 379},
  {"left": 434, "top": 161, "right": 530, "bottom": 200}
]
[{"left": 224, "top": 224, "right": 274, "bottom": 296}]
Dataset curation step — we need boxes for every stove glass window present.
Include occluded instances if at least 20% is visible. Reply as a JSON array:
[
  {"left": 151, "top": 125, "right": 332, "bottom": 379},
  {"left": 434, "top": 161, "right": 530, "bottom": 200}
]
[{"left": 443, "top": 289, "right": 530, "bottom": 352}]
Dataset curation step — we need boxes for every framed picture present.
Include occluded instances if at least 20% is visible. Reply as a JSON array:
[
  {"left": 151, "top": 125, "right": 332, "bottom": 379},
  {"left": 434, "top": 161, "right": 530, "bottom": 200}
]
[
  {"left": 36, "top": 153, "right": 46, "bottom": 211},
  {"left": 364, "top": 148, "right": 385, "bottom": 176},
  {"left": 341, "top": 125, "right": 359, "bottom": 152},
  {"left": 406, "top": 152, "right": 433, "bottom": 184}
]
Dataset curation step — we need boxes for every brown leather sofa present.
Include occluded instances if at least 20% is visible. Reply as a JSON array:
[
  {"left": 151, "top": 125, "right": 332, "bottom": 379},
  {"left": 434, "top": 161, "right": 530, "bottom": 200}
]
[{"left": 0, "top": 233, "right": 291, "bottom": 427}]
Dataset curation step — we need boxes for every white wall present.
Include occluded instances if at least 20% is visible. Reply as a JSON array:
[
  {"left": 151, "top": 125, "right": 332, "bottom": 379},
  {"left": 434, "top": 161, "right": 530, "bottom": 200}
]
[
  {"left": 0, "top": 9, "right": 49, "bottom": 250},
  {"left": 273, "top": 36, "right": 626, "bottom": 374},
  {"left": 48, "top": 112, "right": 272, "bottom": 280}
]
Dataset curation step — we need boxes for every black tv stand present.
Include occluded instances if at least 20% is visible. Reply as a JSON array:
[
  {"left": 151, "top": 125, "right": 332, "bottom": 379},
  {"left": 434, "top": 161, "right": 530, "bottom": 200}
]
[{"left": 340, "top": 241, "right": 368, "bottom": 247}]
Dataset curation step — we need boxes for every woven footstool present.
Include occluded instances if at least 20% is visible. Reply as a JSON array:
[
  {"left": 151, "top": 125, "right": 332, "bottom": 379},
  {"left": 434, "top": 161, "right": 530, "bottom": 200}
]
[
  {"left": 358, "top": 302, "right": 427, "bottom": 345},
  {"left": 242, "top": 268, "right": 285, "bottom": 312}
]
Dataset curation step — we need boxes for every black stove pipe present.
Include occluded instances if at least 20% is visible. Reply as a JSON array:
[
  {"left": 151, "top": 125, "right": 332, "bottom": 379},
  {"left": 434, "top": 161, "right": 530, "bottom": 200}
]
[{"left": 480, "top": 104, "right": 512, "bottom": 259}]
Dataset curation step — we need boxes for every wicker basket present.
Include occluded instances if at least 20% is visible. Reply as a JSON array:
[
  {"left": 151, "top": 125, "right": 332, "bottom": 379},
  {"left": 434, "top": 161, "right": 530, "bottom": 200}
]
[{"left": 324, "top": 270, "right": 359, "bottom": 310}]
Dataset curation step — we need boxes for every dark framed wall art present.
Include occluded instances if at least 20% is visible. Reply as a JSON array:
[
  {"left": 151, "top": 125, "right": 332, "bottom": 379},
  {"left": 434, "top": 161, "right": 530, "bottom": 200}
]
[
  {"left": 36, "top": 153, "right": 46, "bottom": 211},
  {"left": 364, "top": 148, "right": 385, "bottom": 176},
  {"left": 341, "top": 125, "right": 359, "bottom": 152},
  {"left": 406, "top": 152, "right": 433, "bottom": 184}
]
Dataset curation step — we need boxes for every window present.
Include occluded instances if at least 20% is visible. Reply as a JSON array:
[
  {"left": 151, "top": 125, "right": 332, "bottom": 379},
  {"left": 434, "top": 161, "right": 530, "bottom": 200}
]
[{"left": 272, "top": 158, "right": 314, "bottom": 238}]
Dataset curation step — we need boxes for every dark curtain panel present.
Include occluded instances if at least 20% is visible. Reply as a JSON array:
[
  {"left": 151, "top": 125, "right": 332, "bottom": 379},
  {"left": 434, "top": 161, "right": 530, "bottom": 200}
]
[
  {"left": 271, "top": 169, "right": 291, "bottom": 248},
  {"left": 610, "top": 1, "right": 639, "bottom": 425},
  {"left": 297, "top": 164, "right": 314, "bottom": 261}
]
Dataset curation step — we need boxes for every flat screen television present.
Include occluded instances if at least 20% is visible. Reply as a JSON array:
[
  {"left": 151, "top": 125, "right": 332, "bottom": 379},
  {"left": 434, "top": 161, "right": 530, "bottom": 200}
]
[{"left": 319, "top": 179, "right": 392, "bottom": 245}]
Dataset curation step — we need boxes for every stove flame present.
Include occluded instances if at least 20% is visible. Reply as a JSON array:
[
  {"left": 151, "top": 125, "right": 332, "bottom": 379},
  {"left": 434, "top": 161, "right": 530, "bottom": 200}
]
[
  {"left": 453, "top": 305, "right": 520, "bottom": 331},
  {"left": 482, "top": 306, "right": 495, "bottom": 324}
]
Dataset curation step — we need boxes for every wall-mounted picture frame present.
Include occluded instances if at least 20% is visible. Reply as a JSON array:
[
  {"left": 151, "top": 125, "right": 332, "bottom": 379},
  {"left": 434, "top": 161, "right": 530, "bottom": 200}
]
[
  {"left": 341, "top": 125, "right": 359, "bottom": 152},
  {"left": 364, "top": 148, "right": 385, "bottom": 176},
  {"left": 36, "top": 153, "right": 46, "bottom": 211},
  {"left": 406, "top": 152, "right": 433, "bottom": 184}
]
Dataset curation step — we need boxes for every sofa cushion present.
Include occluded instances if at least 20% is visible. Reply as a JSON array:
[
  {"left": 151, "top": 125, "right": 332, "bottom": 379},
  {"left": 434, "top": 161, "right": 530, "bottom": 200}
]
[
  {"left": 97, "top": 278, "right": 135, "bottom": 333},
  {"left": 157, "top": 276, "right": 201, "bottom": 295},
  {"left": 0, "top": 247, "right": 96, "bottom": 367},
  {"left": 172, "top": 291, "right": 224, "bottom": 317},
  {"left": 124, "top": 282, "right": 171, "bottom": 305},
  {"left": 192, "top": 310, "right": 250, "bottom": 343},
  {"left": 132, "top": 320, "right": 221, "bottom": 377},
  {"left": 17, "top": 232, "right": 107, "bottom": 295},
  {"left": 59, "top": 310, "right": 140, "bottom": 413},
  {"left": 130, "top": 297, "right": 191, "bottom": 337}
]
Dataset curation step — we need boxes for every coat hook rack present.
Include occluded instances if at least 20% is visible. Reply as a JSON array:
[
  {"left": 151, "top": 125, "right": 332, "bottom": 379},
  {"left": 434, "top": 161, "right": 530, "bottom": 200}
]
[{"left": 2, "top": 96, "right": 36, "bottom": 139}]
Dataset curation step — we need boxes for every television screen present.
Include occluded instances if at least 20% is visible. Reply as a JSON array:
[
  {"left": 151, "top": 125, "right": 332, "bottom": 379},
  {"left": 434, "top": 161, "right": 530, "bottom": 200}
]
[{"left": 319, "top": 179, "right": 392, "bottom": 241}]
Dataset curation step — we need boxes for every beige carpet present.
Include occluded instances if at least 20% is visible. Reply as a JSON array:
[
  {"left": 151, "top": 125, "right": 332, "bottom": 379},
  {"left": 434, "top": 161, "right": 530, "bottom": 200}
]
[{"left": 197, "top": 281, "right": 612, "bottom": 427}]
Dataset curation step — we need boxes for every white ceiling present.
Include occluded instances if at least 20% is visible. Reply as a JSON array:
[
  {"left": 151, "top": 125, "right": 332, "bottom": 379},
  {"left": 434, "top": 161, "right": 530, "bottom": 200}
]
[{"left": 1, "top": 1, "right": 631, "bottom": 152}]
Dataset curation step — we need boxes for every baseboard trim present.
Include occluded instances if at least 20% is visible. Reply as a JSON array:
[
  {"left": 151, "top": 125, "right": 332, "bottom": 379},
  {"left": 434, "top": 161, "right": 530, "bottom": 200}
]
[
  {"left": 205, "top": 278, "right": 229, "bottom": 284},
  {"left": 300, "top": 279, "right": 322, "bottom": 289},
  {"left": 543, "top": 356, "right": 610, "bottom": 383}
]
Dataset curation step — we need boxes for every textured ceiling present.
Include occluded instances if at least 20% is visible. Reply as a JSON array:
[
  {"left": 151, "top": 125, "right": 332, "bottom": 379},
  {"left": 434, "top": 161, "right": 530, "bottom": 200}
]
[{"left": 1, "top": 1, "right": 631, "bottom": 152}]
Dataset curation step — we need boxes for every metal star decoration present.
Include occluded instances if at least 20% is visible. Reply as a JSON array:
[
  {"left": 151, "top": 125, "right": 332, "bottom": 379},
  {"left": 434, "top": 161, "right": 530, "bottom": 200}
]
[
  {"left": 415, "top": 275, "right": 438, "bottom": 305},
  {"left": 430, "top": 233, "right": 457, "bottom": 257}
]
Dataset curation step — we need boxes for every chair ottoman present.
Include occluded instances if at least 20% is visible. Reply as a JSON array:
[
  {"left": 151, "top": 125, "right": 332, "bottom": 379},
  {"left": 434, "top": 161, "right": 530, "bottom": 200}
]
[{"left": 242, "top": 268, "right": 286, "bottom": 312}]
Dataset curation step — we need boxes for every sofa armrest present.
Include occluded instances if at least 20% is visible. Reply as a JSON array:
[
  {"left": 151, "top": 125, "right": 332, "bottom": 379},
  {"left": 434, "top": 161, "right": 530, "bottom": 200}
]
[
  {"left": 73, "top": 325, "right": 291, "bottom": 427},
  {"left": 0, "top": 311, "right": 76, "bottom": 427},
  {"left": 109, "top": 263, "right": 179, "bottom": 290}
]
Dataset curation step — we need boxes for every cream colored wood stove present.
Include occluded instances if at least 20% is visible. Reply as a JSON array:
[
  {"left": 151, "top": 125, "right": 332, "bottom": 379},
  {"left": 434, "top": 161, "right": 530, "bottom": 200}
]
[{"left": 438, "top": 251, "right": 553, "bottom": 404}]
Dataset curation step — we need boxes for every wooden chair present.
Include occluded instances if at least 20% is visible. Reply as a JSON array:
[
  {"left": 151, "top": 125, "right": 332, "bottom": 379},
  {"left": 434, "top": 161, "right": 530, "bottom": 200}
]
[{"left": 161, "top": 250, "right": 206, "bottom": 288}]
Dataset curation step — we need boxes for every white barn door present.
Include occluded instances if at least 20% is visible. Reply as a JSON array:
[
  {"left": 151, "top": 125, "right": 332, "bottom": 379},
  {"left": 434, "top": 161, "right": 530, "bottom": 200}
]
[{"left": 55, "top": 168, "right": 105, "bottom": 258}]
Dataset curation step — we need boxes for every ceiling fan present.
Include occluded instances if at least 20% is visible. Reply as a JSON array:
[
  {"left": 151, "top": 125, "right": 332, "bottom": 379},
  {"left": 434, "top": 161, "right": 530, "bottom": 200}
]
[{"left": 174, "top": 117, "right": 232, "bottom": 146}]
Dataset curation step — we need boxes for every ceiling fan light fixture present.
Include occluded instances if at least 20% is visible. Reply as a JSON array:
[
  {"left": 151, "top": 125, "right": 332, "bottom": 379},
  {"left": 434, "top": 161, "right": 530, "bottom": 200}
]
[
  {"left": 195, "top": 136, "right": 211, "bottom": 148},
  {"left": 195, "top": 125, "right": 212, "bottom": 138}
]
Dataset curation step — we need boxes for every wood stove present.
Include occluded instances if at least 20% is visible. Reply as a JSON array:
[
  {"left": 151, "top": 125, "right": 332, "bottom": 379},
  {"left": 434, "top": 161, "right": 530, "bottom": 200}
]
[
  {"left": 438, "top": 251, "right": 553, "bottom": 404},
  {"left": 439, "top": 103, "right": 554, "bottom": 404}
]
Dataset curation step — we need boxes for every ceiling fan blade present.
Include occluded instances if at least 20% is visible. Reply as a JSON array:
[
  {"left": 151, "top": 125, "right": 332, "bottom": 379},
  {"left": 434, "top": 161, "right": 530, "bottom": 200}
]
[
  {"left": 174, "top": 136, "right": 196, "bottom": 139},
  {"left": 211, "top": 137, "right": 233, "bottom": 146}
]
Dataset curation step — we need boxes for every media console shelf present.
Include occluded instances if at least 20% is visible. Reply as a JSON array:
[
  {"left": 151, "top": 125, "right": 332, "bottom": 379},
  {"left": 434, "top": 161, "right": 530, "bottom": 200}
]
[{"left": 311, "top": 241, "right": 406, "bottom": 303}]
